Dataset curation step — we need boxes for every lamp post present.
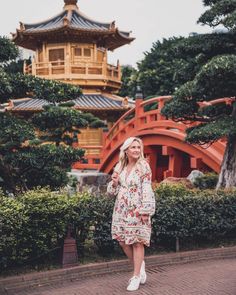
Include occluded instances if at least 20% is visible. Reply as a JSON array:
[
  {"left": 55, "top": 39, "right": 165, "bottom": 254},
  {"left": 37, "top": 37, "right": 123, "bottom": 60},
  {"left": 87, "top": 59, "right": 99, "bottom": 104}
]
[
  {"left": 62, "top": 225, "right": 78, "bottom": 268},
  {"left": 135, "top": 85, "right": 144, "bottom": 100},
  {"left": 135, "top": 85, "right": 144, "bottom": 130}
]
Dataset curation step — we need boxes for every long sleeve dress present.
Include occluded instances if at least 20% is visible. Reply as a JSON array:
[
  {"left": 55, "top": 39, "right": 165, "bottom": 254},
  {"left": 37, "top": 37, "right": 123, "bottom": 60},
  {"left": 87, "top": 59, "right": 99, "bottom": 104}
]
[{"left": 107, "top": 159, "right": 155, "bottom": 246}]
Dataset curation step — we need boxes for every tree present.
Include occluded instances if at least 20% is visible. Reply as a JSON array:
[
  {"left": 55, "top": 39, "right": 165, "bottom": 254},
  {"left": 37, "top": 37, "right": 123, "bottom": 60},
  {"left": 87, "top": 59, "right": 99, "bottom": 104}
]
[
  {"left": 0, "top": 37, "right": 105, "bottom": 194},
  {"left": 0, "top": 36, "right": 18, "bottom": 66},
  {"left": 137, "top": 37, "right": 191, "bottom": 97},
  {"left": 118, "top": 65, "right": 137, "bottom": 98},
  {"left": 198, "top": 0, "right": 236, "bottom": 31},
  {"left": 134, "top": 30, "right": 236, "bottom": 97},
  {"left": 32, "top": 106, "right": 105, "bottom": 146},
  {"left": 162, "top": 0, "right": 236, "bottom": 188}
]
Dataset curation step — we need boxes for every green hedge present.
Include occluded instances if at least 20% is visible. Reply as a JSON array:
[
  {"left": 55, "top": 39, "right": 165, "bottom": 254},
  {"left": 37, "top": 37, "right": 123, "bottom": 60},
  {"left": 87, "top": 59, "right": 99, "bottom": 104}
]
[
  {"left": 0, "top": 192, "right": 25, "bottom": 269},
  {"left": 0, "top": 185, "right": 236, "bottom": 271},
  {"left": 0, "top": 188, "right": 71, "bottom": 269},
  {"left": 153, "top": 185, "right": 236, "bottom": 242}
]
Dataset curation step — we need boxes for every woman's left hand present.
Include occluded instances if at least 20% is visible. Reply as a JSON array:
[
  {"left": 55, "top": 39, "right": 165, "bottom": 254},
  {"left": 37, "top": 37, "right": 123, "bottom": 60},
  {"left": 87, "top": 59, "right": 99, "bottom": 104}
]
[{"left": 140, "top": 214, "right": 149, "bottom": 223}]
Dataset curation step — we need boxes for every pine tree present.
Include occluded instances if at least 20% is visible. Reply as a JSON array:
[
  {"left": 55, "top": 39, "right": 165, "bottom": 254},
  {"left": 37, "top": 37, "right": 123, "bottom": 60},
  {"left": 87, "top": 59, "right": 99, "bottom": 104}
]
[
  {"left": 0, "top": 36, "right": 105, "bottom": 194},
  {"left": 162, "top": 0, "right": 236, "bottom": 188}
]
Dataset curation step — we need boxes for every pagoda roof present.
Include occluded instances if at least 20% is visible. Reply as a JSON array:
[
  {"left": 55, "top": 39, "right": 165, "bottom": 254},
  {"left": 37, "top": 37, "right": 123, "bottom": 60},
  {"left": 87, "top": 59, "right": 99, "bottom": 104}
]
[
  {"left": 12, "top": 1, "right": 134, "bottom": 51},
  {"left": 10, "top": 94, "right": 134, "bottom": 112}
]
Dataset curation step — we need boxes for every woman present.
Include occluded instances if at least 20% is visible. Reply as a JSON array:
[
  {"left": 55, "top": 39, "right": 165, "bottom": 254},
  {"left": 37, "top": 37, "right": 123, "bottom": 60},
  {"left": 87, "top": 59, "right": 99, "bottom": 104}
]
[{"left": 107, "top": 137, "right": 155, "bottom": 291}]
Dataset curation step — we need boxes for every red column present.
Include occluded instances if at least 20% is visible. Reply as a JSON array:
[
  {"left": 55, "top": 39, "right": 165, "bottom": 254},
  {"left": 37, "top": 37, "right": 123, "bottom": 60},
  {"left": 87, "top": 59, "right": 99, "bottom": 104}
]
[
  {"left": 162, "top": 146, "right": 182, "bottom": 178},
  {"left": 190, "top": 157, "right": 203, "bottom": 170},
  {"left": 144, "top": 146, "right": 157, "bottom": 181},
  {"left": 157, "top": 98, "right": 166, "bottom": 121}
]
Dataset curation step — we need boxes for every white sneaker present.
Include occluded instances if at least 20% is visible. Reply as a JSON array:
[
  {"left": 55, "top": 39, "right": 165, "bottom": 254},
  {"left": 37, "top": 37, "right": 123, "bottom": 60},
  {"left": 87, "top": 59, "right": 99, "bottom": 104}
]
[
  {"left": 127, "top": 275, "right": 141, "bottom": 291},
  {"left": 140, "top": 261, "right": 147, "bottom": 284}
]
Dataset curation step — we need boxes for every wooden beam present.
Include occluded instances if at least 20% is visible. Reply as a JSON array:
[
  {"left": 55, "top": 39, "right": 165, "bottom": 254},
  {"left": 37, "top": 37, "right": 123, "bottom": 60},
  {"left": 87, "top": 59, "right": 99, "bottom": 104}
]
[
  {"left": 162, "top": 146, "right": 175, "bottom": 156},
  {"left": 190, "top": 157, "right": 203, "bottom": 169},
  {"left": 164, "top": 170, "right": 173, "bottom": 178}
]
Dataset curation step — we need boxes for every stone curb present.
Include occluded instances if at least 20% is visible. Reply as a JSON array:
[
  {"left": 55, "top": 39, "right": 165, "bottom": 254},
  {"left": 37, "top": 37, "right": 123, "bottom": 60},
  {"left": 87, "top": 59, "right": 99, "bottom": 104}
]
[{"left": 1, "top": 246, "right": 236, "bottom": 295}]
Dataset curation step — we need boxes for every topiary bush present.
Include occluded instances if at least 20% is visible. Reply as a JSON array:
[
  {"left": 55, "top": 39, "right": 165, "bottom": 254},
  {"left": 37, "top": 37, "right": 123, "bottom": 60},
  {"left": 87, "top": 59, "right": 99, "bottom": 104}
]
[
  {"left": 69, "top": 193, "right": 116, "bottom": 256},
  {"left": 1, "top": 185, "right": 236, "bottom": 271},
  {"left": 91, "top": 195, "right": 115, "bottom": 256},
  {"left": 154, "top": 184, "right": 236, "bottom": 250},
  {"left": 0, "top": 192, "right": 26, "bottom": 269},
  {"left": 69, "top": 192, "right": 95, "bottom": 255},
  {"left": 0, "top": 188, "right": 71, "bottom": 270},
  {"left": 19, "top": 188, "right": 71, "bottom": 262}
]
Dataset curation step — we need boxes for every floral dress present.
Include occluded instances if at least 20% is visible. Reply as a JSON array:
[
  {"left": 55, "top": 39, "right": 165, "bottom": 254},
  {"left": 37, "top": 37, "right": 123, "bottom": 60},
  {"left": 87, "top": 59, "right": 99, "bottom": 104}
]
[{"left": 107, "top": 159, "right": 155, "bottom": 246}]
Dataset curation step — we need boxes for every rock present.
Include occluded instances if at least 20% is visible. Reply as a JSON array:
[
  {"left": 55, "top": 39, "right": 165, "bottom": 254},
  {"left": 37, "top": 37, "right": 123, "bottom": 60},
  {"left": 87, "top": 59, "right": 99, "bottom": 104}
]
[
  {"left": 68, "top": 170, "right": 111, "bottom": 196},
  {"left": 161, "top": 177, "right": 194, "bottom": 189},
  {"left": 187, "top": 170, "right": 204, "bottom": 184}
]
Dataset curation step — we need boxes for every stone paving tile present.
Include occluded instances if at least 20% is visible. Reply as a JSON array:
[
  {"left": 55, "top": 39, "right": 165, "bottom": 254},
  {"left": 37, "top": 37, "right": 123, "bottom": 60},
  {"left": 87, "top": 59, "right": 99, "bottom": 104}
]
[{"left": 19, "top": 258, "right": 236, "bottom": 295}]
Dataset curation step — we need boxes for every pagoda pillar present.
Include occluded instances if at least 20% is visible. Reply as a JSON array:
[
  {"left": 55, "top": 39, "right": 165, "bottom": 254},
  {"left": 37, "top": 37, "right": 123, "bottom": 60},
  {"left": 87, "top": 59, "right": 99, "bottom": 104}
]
[
  {"left": 31, "top": 57, "right": 36, "bottom": 76},
  {"left": 117, "top": 60, "right": 121, "bottom": 80},
  {"left": 102, "top": 61, "right": 106, "bottom": 76},
  {"left": 42, "top": 42, "right": 47, "bottom": 62},
  {"left": 49, "top": 63, "right": 52, "bottom": 76},
  {"left": 65, "top": 42, "right": 71, "bottom": 76},
  {"left": 94, "top": 43, "right": 97, "bottom": 61}
]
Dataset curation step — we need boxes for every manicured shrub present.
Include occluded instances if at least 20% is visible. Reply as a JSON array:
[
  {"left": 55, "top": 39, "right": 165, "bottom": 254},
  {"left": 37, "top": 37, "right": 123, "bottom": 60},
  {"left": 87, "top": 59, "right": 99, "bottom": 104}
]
[
  {"left": 154, "top": 184, "right": 236, "bottom": 249},
  {"left": 91, "top": 195, "right": 115, "bottom": 256},
  {"left": 19, "top": 188, "right": 71, "bottom": 261},
  {"left": 0, "top": 185, "right": 236, "bottom": 271},
  {"left": 0, "top": 193, "right": 25, "bottom": 268},
  {"left": 69, "top": 193, "right": 115, "bottom": 256},
  {"left": 0, "top": 188, "right": 70, "bottom": 270},
  {"left": 69, "top": 192, "right": 95, "bottom": 255}
]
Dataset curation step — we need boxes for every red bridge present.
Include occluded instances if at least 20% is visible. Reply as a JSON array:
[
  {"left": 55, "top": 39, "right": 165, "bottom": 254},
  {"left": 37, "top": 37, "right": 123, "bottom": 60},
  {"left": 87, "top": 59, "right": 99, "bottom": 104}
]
[{"left": 74, "top": 96, "right": 226, "bottom": 181}]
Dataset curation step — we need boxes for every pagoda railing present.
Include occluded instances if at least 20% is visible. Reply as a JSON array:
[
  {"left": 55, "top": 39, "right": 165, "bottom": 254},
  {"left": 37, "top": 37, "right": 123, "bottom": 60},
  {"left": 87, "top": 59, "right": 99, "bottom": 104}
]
[{"left": 24, "top": 60, "right": 121, "bottom": 83}]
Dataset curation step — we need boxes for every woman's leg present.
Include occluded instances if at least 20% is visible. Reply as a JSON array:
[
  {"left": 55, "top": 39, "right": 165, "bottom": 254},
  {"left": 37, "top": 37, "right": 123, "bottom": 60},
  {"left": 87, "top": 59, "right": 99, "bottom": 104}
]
[
  {"left": 132, "top": 243, "right": 144, "bottom": 276},
  {"left": 119, "top": 241, "right": 133, "bottom": 263}
]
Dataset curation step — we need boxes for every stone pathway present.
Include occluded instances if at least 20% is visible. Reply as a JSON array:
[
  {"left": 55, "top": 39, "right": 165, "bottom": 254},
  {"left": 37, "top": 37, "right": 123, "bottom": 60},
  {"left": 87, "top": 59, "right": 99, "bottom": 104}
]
[{"left": 20, "top": 258, "right": 236, "bottom": 295}]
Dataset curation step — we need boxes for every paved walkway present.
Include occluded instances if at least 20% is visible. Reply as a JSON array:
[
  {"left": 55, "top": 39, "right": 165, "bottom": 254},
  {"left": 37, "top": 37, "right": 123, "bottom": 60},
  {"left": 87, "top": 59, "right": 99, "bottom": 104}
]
[{"left": 21, "top": 258, "right": 236, "bottom": 295}]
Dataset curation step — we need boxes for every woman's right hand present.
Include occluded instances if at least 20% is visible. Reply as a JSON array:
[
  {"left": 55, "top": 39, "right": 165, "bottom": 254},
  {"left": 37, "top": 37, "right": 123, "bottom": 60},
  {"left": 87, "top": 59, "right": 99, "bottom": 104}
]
[{"left": 111, "top": 171, "right": 119, "bottom": 187}]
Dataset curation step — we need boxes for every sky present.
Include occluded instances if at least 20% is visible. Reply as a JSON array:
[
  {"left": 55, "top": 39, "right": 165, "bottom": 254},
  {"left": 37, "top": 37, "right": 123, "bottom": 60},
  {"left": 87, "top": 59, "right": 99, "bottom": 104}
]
[{"left": 0, "top": 0, "right": 212, "bottom": 68}]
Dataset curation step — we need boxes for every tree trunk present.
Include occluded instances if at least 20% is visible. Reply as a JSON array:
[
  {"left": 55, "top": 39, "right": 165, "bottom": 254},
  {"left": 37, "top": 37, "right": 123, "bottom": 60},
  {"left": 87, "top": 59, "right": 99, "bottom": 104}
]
[
  {"left": 0, "top": 159, "right": 17, "bottom": 195},
  {"left": 217, "top": 135, "right": 236, "bottom": 189}
]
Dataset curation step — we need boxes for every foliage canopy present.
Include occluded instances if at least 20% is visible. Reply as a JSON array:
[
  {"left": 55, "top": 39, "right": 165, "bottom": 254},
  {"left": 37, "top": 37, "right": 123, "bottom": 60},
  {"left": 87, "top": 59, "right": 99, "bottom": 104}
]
[{"left": 0, "top": 36, "right": 105, "bottom": 194}]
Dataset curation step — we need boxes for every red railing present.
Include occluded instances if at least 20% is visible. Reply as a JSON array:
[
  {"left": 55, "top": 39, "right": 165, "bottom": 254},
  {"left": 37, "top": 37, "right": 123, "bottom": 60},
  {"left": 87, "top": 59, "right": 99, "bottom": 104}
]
[{"left": 75, "top": 96, "right": 232, "bottom": 171}]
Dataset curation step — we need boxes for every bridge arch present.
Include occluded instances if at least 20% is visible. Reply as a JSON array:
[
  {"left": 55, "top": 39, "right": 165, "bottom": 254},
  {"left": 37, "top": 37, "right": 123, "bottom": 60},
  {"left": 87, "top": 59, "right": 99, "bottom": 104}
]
[{"left": 99, "top": 96, "right": 225, "bottom": 180}]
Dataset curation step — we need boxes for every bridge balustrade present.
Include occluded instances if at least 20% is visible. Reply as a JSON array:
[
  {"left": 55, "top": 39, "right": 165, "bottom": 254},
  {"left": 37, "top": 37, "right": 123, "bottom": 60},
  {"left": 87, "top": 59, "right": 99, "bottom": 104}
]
[{"left": 74, "top": 96, "right": 230, "bottom": 175}]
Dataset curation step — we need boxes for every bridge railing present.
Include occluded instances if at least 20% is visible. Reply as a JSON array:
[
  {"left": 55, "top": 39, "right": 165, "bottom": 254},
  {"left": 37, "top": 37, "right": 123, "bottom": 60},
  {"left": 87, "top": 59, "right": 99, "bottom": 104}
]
[
  {"left": 102, "top": 96, "right": 174, "bottom": 157},
  {"left": 76, "top": 96, "right": 231, "bottom": 170}
]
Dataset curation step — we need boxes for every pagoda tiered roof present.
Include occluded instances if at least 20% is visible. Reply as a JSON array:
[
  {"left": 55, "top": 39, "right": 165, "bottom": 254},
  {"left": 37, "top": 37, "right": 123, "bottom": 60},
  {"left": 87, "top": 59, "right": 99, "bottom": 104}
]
[
  {"left": 10, "top": 94, "right": 134, "bottom": 112},
  {"left": 12, "top": 0, "right": 134, "bottom": 51}
]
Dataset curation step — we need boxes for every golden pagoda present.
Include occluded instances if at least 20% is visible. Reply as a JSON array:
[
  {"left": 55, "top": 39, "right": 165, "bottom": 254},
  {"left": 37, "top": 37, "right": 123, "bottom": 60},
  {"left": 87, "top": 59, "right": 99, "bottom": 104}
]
[
  {"left": 10, "top": 0, "right": 135, "bottom": 159},
  {"left": 11, "top": 0, "right": 135, "bottom": 120}
]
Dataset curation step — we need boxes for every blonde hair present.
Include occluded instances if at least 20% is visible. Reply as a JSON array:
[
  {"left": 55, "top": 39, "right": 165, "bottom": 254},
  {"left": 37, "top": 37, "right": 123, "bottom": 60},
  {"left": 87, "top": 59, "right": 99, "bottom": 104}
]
[{"left": 114, "top": 137, "right": 144, "bottom": 173}]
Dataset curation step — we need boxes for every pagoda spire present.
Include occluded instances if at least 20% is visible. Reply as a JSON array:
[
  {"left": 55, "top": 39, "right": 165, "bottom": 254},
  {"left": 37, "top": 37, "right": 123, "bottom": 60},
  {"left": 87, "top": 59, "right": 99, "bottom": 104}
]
[
  {"left": 64, "top": 0, "right": 78, "bottom": 10},
  {"left": 64, "top": 0, "right": 77, "bottom": 4}
]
